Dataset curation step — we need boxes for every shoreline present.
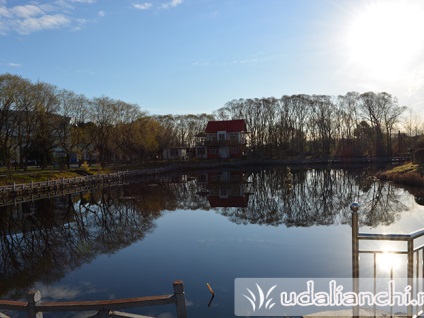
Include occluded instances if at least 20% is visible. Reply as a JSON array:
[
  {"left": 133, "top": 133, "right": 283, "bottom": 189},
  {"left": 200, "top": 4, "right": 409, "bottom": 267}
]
[{"left": 0, "top": 156, "right": 413, "bottom": 187}]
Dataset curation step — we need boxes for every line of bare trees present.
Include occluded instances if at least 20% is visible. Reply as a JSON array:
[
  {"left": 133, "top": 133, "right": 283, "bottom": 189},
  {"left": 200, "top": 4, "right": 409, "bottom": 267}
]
[
  {"left": 0, "top": 73, "right": 213, "bottom": 169},
  {"left": 1, "top": 73, "right": 423, "bottom": 169},
  {"left": 215, "top": 92, "right": 419, "bottom": 158}
]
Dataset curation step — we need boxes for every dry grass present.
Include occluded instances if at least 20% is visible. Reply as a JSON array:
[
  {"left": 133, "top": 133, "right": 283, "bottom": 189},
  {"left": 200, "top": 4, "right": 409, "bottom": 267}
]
[
  {"left": 0, "top": 161, "right": 172, "bottom": 187},
  {"left": 377, "top": 162, "right": 424, "bottom": 187},
  {"left": 0, "top": 167, "right": 112, "bottom": 186}
]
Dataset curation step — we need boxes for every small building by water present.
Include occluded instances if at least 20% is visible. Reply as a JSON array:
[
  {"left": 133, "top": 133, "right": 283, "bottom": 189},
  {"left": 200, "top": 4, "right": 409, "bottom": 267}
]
[{"left": 195, "top": 119, "right": 248, "bottom": 159}]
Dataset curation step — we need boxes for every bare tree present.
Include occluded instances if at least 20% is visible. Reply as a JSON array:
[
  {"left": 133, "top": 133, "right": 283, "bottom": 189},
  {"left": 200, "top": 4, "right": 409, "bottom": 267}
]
[
  {"left": 89, "top": 96, "right": 119, "bottom": 165},
  {"left": 0, "top": 74, "right": 30, "bottom": 169},
  {"left": 358, "top": 92, "right": 386, "bottom": 157},
  {"left": 56, "top": 89, "right": 90, "bottom": 168},
  {"left": 380, "top": 93, "right": 406, "bottom": 157},
  {"left": 401, "top": 108, "right": 423, "bottom": 151}
]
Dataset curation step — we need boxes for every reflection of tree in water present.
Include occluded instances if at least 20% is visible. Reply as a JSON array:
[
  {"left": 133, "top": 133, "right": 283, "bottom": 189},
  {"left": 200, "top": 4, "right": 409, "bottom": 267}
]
[
  {"left": 208, "top": 168, "right": 409, "bottom": 228},
  {"left": 214, "top": 168, "right": 354, "bottom": 227},
  {"left": 355, "top": 181, "right": 408, "bottom": 227},
  {"left": 148, "top": 168, "right": 409, "bottom": 228},
  {"left": 0, "top": 186, "right": 160, "bottom": 300},
  {"left": 0, "top": 168, "right": 411, "bottom": 299}
]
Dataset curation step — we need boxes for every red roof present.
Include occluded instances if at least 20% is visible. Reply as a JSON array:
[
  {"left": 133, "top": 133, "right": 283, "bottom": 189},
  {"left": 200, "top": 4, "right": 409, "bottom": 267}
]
[{"left": 205, "top": 119, "right": 247, "bottom": 133}]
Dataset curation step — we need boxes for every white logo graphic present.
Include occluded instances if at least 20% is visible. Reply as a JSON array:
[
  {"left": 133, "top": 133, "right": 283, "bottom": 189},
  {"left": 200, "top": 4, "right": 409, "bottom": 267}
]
[{"left": 243, "top": 283, "right": 277, "bottom": 312}]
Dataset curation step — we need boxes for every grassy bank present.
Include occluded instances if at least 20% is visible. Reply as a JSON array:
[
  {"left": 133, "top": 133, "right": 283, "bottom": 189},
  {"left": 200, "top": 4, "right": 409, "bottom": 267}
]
[
  {"left": 0, "top": 165, "right": 110, "bottom": 186},
  {"left": 376, "top": 162, "right": 424, "bottom": 187},
  {"left": 0, "top": 160, "right": 189, "bottom": 186}
]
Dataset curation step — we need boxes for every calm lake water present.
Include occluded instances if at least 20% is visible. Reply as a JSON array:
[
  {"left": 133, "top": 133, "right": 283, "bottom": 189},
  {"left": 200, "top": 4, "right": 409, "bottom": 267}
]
[{"left": 1, "top": 166, "right": 424, "bottom": 317}]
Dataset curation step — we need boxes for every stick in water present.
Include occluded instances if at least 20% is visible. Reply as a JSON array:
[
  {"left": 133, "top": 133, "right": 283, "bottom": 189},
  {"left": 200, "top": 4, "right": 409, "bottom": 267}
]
[
  {"left": 206, "top": 283, "right": 215, "bottom": 295},
  {"left": 207, "top": 283, "right": 215, "bottom": 308}
]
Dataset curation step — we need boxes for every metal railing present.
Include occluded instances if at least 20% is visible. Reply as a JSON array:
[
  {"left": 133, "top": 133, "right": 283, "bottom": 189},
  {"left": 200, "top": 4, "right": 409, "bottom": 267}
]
[
  {"left": 0, "top": 172, "right": 128, "bottom": 195},
  {"left": 351, "top": 203, "right": 424, "bottom": 317},
  {"left": 0, "top": 172, "right": 130, "bottom": 207},
  {"left": 0, "top": 280, "right": 187, "bottom": 318}
]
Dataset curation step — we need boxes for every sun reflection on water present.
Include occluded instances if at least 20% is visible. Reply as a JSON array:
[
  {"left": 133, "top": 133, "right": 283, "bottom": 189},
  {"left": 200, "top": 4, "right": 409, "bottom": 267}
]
[{"left": 376, "top": 251, "right": 401, "bottom": 273}]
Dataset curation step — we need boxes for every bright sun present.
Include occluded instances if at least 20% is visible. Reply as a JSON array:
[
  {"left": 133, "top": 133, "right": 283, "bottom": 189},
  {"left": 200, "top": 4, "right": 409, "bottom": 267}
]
[
  {"left": 347, "top": 1, "right": 424, "bottom": 81},
  {"left": 377, "top": 251, "right": 401, "bottom": 272}
]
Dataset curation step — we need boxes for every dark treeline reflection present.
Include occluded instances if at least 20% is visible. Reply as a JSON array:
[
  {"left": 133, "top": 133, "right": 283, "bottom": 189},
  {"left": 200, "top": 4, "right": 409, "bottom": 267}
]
[
  {"left": 0, "top": 167, "right": 410, "bottom": 299},
  {"left": 216, "top": 167, "right": 408, "bottom": 227},
  {"left": 0, "top": 187, "right": 162, "bottom": 300}
]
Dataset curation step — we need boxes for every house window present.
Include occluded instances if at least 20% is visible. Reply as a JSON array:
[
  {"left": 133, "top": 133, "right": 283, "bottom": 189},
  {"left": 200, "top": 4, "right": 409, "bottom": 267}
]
[
  {"left": 230, "top": 174, "right": 241, "bottom": 182},
  {"left": 219, "top": 188, "right": 229, "bottom": 198},
  {"left": 170, "top": 148, "right": 178, "bottom": 156},
  {"left": 209, "top": 148, "right": 218, "bottom": 155},
  {"left": 230, "top": 187, "right": 243, "bottom": 196},
  {"left": 209, "top": 188, "right": 219, "bottom": 196},
  {"left": 197, "top": 147, "right": 205, "bottom": 155},
  {"left": 231, "top": 147, "right": 239, "bottom": 154},
  {"left": 218, "top": 133, "right": 226, "bottom": 140},
  {"left": 197, "top": 174, "right": 207, "bottom": 183},
  {"left": 230, "top": 132, "right": 239, "bottom": 141}
]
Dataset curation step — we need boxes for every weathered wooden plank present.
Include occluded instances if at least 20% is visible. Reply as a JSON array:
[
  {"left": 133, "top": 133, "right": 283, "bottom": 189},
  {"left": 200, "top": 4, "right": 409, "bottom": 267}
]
[
  {"left": 1, "top": 282, "right": 185, "bottom": 317},
  {"left": 0, "top": 300, "right": 27, "bottom": 310},
  {"left": 37, "top": 295, "right": 175, "bottom": 312},
  {"left": 110, "top": 311, "right": 155, "bottom": 318}
]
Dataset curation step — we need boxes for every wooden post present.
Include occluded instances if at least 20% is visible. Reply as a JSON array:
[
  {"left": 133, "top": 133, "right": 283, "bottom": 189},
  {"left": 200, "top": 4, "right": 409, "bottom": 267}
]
[
  {"left": 26, "top": 290, "right": 43, "bottom": 318},
  {"left": 173, "top": 280, "right": 187, "bottom": 318},
  {"left": 98, "top": 310, "right": 110, "bottom": 318}
]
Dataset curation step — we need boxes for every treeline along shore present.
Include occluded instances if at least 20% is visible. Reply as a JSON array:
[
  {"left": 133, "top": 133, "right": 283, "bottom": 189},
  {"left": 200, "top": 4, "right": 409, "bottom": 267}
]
[{"left": 2, "top": 73, "right": 423, "bottom": 172}]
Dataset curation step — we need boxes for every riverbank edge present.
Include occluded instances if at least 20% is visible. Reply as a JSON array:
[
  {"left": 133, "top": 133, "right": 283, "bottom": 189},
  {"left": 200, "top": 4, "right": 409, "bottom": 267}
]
[
  {"left": 0, "top": 156, "right": 410, "bottom": 187},
  {"left": 376, "top": 162, "right": 424, "bottom": 188}
]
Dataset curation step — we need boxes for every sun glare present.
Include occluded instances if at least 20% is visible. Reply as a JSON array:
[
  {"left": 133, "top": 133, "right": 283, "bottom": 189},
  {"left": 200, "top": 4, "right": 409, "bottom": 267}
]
[
  {"left": 377, "top": 251, "right": 401, "bottom": 273},
  {"left": 346, "top": 1, "right": 424, "bottom": 81}
]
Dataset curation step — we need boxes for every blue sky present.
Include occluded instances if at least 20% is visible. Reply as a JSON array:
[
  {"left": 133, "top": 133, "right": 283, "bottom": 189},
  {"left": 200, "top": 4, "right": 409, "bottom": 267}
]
[{"left": 1, "top": 0, "right": 424, "bottom": 119}]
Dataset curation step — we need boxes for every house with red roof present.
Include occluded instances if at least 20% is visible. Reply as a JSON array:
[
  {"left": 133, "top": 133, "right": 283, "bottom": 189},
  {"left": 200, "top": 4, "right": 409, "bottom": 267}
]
[{"left": 195, "top": 119, "right": 248, "bottom": 159}]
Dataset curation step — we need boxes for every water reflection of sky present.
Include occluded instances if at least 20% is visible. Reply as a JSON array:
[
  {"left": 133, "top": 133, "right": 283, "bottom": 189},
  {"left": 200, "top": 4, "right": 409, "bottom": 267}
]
[
  {"left": 37, "top": 209, "right": 355, "bottom": 317},
  {"left": 354, "top": 191, "right": 424, "bottom": 287},
  {"left": 361, "top": 192, "right": 424, "bottom": 233},
  {"left": 3, "top": 169, "right": 424, "bottom": 318}
]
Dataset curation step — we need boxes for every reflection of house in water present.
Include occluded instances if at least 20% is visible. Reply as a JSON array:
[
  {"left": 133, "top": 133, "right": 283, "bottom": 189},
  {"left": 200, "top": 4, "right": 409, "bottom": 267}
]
[
  {"left": 140, "top": 174, "right": 189, "bottom": 186},
  {"left": 196, "top": 170, "right": 252, "bottom": 208}
]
